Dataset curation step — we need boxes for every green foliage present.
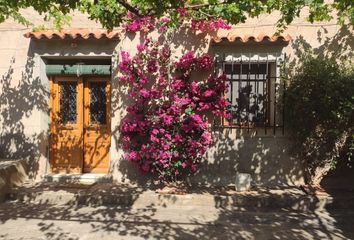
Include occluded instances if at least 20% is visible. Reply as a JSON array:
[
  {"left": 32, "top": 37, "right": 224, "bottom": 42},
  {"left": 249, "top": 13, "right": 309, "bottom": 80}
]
[
  {"left": 32, "top": 24, "right": 48, "bottom": 32},
  {"left": 284, "top": 56, "right": 354, "bottom": 175},
  {"left": 0, "top": 0, "right": 353, "bottom": 30}
]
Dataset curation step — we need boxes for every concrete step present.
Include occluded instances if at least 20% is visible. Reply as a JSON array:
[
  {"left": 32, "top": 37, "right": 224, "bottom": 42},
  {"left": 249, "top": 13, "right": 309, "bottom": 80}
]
[
  {"left": 6, "top": 183, "right": 354, "bottom": 212},
  {"left": 43, "top": 173, "right": 113, "bottom": 184}
]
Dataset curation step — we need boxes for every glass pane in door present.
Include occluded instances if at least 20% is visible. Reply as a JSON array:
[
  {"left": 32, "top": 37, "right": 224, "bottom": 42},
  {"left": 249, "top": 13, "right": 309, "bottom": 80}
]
[
  {"left": 90, "top": 82, "right": 107, "bottom": 125},
  {"left": 59, "top": 82, "right": 77, "bottom": 124}
]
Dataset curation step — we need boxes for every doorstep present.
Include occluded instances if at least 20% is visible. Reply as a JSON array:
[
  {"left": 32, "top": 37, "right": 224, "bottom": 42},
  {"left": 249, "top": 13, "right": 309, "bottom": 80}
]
[{"left": 44, "top": 173, "right": 112, "bottom": 184}]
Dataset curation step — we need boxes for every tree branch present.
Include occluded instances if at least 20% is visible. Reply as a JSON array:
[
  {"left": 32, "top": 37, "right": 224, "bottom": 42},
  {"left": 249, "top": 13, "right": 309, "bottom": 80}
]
[
  {"left": 144, "top": 1, "right": 231, "bottom": 17},
  {"left": 198, "top": 10, "right": 216, "bottom": 19},
  {"left": 116, "top": 0, "right": 142, "bottom": 17},
  {"left": 183, "top": 1, "right": 230, "bottom": 10}
]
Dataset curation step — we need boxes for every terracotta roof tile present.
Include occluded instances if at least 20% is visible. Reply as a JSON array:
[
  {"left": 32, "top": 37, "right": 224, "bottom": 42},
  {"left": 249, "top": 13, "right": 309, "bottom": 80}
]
[
  {"left": 24, "top": 28, "right": 290, "bottom": 43},
  {"left": 211, "top": 31, "right": 291, "bottom": 43},
  {"left": 24, "top": 29, "right": 120, "bottom": 40}
]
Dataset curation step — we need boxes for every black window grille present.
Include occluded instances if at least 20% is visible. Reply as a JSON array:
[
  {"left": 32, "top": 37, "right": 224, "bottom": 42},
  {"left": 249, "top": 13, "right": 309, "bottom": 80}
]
[
  {"left": 216, "top": 54, "right": 286, "bottom": 135},
  {"left": 90, "top": 82, "right": 107, "bottom": 125},
  {"left": 59, "top": 82, "right": 77, "bottom": 124}
]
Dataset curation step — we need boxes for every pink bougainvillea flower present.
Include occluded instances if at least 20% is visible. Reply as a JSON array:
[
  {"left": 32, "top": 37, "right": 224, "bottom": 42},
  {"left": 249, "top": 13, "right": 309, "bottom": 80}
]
[
  {"left": 127, "top": 11, "right": 135, "bottom": 19},
  {"left": 118, "top": 51, "right": 131, "bottom": 72},
  {"left": 177, "top": 8, "right": 188, "bottom": 17},
  {"left": 173, "top": 134, "right": 183, "bottom": 143},
  {"left": 160, "top": 17, "right": 170, "bottom": 23},
  {"left": 137, "top": 43, "right": 145, "bottom": 52},
  {"left": 150, "top": 134, "right": 159, "bottom": 143},
  {"left": 189, "top": 81, "right": 199, "bottom": 95},
  {"left": 160, "top": 46, "right": 171, "bottom": 60},
  {"left": 202, "top": 89, "right": 215, "bottom": 98},
  {"left": 175, "top": 51, "right": 196, "bottom": 70},
  {"left": 201, "top": 132, "right": 212, "bottom": 145},
  {"left": 124, "top": 151, "right": 139, "bottom": 161},
  {"left": 161, "top": 114, "right": 173, "bottom": 125},
  {"left": 162, "top": 142, "right": 170, "bottom": 150},
  {"left": 141, "top": 160, "right": 151, "bottom": 172},
  {"left": 191, "top": 164, "right": 198, "bottom": 172},
  {"left": 124, "top": 16, "right": 156, "bottom": 33},
  {"left": 126, "top": 21, "right": 141, "bottom": 32},
  {"left": 165, "top": 134, "right": 172, "bottom": 140},
  {"left": 171, "top": 78, "right": 185, "bottom": 90},
  {"left": 147, "top": 60, "right": 158, "bottom": 73},
  {"left": 198, "top": 54, "right": 214, "bottom": 70},
  {"left": 190, "top": 19, "right": 231, "bottom": 32},
  {"left": 139, "top": 89, "right": 151, "bottom": 98},
  {"left": 158, "top": 26, "right": 166, "bottom": 33},
  {"left": 129, "top": 151, "right": 139, "bottom": 161}
]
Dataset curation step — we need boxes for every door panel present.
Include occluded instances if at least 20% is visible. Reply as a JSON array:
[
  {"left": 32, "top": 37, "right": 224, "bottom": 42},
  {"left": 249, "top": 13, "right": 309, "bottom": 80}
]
[
  {"left": 51, "top": 77, "right": 83, "bottom": 173},
  {"left": 83, "top": 78, "right": 111, "bottom": 173},
  {"left": 50, "top": 76, "right": 110, "bottom": 174}
]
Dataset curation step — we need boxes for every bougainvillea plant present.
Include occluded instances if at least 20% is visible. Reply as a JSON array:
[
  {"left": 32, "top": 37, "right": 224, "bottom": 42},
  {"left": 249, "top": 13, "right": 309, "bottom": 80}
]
[{"left": 118, "top": 9, "right": 230, "bottom": 183}]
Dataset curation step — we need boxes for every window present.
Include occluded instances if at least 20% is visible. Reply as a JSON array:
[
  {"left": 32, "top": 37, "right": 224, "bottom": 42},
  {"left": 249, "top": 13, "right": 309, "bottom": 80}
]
[
  {"left": 90, "top": 81, "right": 107, "bottom": 125},
  {"left": 218, "top": 54, "right": 285, "bottom": 134},
  {"left": 59, "top": 81, "right": 77, "bottom": 124}
]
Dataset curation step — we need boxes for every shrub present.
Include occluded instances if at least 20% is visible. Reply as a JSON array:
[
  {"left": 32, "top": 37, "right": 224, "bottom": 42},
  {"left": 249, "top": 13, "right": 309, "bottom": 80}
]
[{"left": 284, "top": 56, "right": 354, "bottom": 182}]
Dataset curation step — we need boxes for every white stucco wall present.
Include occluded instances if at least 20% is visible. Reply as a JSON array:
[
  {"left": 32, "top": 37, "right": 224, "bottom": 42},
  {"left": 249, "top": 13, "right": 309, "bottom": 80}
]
[{"left": 0, "top": 9, "right": 352, "bottom": 186}]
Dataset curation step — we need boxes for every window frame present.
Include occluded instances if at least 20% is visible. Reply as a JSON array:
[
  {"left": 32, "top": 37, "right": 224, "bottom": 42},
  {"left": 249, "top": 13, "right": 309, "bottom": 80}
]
[{"left": 215, "top": 52, "right": 286, "bottom": 134}]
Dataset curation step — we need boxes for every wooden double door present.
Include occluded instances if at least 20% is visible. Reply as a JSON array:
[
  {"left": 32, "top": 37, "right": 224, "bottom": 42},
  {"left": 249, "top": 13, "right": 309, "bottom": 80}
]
[{"left": 50, "top": 76, "right": 111, "bottom": 173}]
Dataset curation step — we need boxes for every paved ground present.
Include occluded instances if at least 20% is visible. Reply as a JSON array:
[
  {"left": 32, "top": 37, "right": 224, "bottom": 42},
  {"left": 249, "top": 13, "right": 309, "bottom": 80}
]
[
  {"left": 0, "top": 202, "right": 353, "bottom": 240},
  {"left": 0, "top": 184, "right": 353, "bottom": 240}
]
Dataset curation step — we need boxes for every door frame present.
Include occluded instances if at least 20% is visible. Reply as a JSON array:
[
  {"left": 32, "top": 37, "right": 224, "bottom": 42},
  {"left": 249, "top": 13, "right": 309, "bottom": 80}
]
[{"left": 49, "top": 75, "right": 111, "bottom": 174}]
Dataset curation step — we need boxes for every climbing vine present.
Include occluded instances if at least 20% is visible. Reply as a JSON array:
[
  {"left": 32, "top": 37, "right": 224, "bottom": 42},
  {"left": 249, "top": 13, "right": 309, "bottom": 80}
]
[{"left": 118, "top": 10, "right": 230, "bottom": 182}]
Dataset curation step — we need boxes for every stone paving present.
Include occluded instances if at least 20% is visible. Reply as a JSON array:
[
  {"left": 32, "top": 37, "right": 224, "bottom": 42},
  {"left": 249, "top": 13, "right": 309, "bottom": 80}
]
[{"left": 0, "top": 183, "right": 353, "bottom": 240}]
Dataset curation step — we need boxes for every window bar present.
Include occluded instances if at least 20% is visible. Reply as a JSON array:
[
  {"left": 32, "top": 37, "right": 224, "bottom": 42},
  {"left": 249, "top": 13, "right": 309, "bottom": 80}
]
[
  {"left": 214, "top": 55, "right": 221, "bottom": 126},
  {"left": 282, "top": 53, "right": 287, "bottom": 135},
  {"left": 230, "top": 54, "right": 234, "bottom": 127},
  {"left": 238, "top": 56, "right": 243, "bottom": 129},
  {"left": 256, "top": 55, "right": 260, "bottom": 135},
  {"left": 214, "top": 55, "right": 218, "bottom": 75},
  {"left": 222, "top": 53, "right": 226, "bottom": 127},
  {"left": 282, "top": 78, "right": 285, "bottom": 135},
  {"left": 273, "top": 56, "right": 277, "bottom": 135},
  {"left": 264, "top": 54, "right": 269, "bottom": 135},
  {"left": 247, "top": 53, "right": 251, "bottom": 133}
]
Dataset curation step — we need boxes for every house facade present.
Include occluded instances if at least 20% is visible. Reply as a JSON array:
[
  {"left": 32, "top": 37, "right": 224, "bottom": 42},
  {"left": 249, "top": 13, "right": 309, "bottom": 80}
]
[{"left": 0, "top": 9, "right": 352, "bottom": 186}]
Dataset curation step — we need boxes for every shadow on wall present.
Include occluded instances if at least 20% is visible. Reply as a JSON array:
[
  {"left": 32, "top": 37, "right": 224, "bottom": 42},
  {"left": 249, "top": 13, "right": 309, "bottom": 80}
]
[
  {"left": 0, "top": 57, "right": 49, "bottom": 179},
  {"left": 291, "top": 25, "right": 354, "bottom": 68},
  {"left": 190, "top": 129, "right": 304, "bottom": 187}
]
